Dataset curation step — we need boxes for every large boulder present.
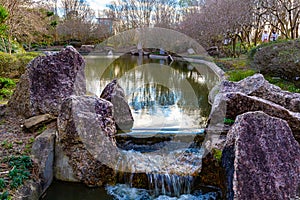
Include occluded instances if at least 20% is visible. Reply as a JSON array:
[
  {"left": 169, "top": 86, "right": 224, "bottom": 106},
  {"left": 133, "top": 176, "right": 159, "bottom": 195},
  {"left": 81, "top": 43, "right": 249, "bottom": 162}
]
[
  {"left": 220, "top": 74, "right": 300, "bottom": 112},
  {"left": 8, "top": 46, "right": 86, "bottom": 118},
  {"left": 251, "top": 40, "right": 300, "bottom": 80},
  {"left": 222, "top": 111, "right": 300, "bottom": 200},
  {"left": 57, "top": 95, "right": 121, "bottom": 186},
  {"left": 100, "top": 79, "right": 134, "bottom": 131},
  {"left": 209, "top": 92, "right": 300, "bottom": 139}
]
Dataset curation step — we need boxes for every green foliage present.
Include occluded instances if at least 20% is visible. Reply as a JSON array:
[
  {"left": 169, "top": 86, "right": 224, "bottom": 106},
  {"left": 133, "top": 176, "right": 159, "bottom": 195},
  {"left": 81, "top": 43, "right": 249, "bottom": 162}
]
[
  {"left": 0, "top": 53, "right": 16, "bottom": 73},
  {"left": 46, "top": 11, "right": 54, "bottom": 17},
  {"left": 0, "top": 6, "right": 8, "bottom": 37},
  {"left": 8, "top": 156, "right": 32, "bottom": 169},
  {"left": 1, "top": 140, "right": 13, "bottom": 149},
  {"left": 0, "top": 77, "right": 15, "bottom": 100},
  {"left": 24, "top": 138, "right": 35, "bottom": 155},
  {"left": 224, "top": 118, "right": 235, "bottom": 125},
  {"left": 226, "top": 69, "right": 256, "bottom": 82},
  {"left": 0, "top": 179, "right": 6, "bottom": 190},
  {"left": 265, "top": 76, "right": 300, "bottom": 93},
  {"left": 0, "top": 77, "right": 15, "bottom": 88},
  {"left": 50, "top": 20, "right": 58, "bottom": 27},
  {"left": 0, "top": 156, "right": 32, "bottom": 196},
  {"left": 212, "top": 148, "right": 222, "bottom": 163},
  {"left": 0, "top": 191, "right": 10, "bottom": 200},
  {"left": 37, "top": 124, "right": 47, "bottom": 135},
  {"left": 7, "top": 156, "right": 32, "bottom": 189},
  {"left": 0, "top": 52, "right": 41, "bottom": 77}
]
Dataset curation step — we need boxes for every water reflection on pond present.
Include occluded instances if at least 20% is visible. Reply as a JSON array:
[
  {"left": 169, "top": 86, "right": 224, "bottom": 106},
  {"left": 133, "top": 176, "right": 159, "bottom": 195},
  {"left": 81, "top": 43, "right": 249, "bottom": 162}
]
[{"left": 85, "top": 55, "right": 216, "bottom": 129}]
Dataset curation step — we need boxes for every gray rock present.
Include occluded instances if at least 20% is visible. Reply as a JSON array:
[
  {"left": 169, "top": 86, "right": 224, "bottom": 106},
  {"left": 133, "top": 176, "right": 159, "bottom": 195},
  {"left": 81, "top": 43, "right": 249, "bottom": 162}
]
[
  {"left": 220, "top": 74, "right": 300, "bottom": 112},
  {"left": 222, "top": 111, "right": 300, "bottom": 200},
  {"left": 8, "top": 46, "right": 86, "bottom": 118},
  {"left": 100, "top": 79, "right": 134, "bottom": 131},
  {"left": 24, "top": 114, "right": 56, "bottom": 129},
  {"left": 15, "top": 180, "right": 41, "bottom": 200},
  {"left": 54, "top": 141, "right": 79, "bottom": 182},
  {"left": 209, "top": 92, "right": 300, "bottom": 138},
  {"left": 31, "top": 128, "right": 56, "bottom": 193},
  {"left": 57, "top": 95, "right": 120, "bottom": 186}
]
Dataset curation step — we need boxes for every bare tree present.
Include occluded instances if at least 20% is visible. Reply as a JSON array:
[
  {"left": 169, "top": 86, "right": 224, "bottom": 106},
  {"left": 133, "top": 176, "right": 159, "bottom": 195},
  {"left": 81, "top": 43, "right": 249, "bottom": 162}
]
[
  {"left": 0, "top": 0, "right": 50, "bottom": 53},
  {"left": 105, "top": 0, "right": 180, "bottom": 31},
  {"left": 260, "top": 0, "right": 300, "bottom": 39},
  {"left": 58, "top": 0, "right": 95, "bottom": 43}
]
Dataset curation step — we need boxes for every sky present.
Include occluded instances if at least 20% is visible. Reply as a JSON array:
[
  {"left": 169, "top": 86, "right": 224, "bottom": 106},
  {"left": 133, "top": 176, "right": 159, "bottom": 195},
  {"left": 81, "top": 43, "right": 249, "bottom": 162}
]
[{"left": 87, "top": 0, "right": 111, "bottom": 11}]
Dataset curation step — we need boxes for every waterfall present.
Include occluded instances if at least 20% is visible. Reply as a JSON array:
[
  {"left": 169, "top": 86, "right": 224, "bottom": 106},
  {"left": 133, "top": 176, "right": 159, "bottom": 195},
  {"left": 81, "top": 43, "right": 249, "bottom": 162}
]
[
  {"left": 113, "top": 148, "right": 204, "bottom": 198},
  {"left": 147, "top": 173, "right": 193, "bottom": 197}
]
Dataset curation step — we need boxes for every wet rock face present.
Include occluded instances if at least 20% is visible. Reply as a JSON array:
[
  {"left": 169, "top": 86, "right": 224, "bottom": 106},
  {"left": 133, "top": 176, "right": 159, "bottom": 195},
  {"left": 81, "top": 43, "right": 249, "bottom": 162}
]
[
  {"left": 222, "top": 111, "right": 300, "bottom": 200},
  {"left": 100, "top": 79, "right": 134, "bottom": 131},
  {"left": 220, "top": 74, "right": 300, "bottom": 112},
  {"left": 8, "top": 46, "right": 86, "bottom": 118},
  {"left": 57, "top": 95, "right": 120, "bottom": 186}
]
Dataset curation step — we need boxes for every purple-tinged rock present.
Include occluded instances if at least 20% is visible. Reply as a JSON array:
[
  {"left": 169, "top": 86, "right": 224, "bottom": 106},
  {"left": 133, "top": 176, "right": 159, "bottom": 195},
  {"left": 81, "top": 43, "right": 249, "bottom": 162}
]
[
  {"left": 57, "top": 95, "right": 120, "bottom": 186},
  {"left": 222, "top": 111, "right": 300, "bottom": 200},
  {"left": 8, "top": 46, "right": 86, "bottom": 118},
  {"left": 220, "top": 74, "right": 300, "bottom": 112}
]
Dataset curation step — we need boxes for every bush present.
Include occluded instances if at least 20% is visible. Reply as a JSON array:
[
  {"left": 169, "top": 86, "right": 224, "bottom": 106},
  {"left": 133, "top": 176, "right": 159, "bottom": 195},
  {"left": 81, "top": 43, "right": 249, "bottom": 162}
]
[
  {"left": 0, "top": 77, "right": 15, "bottom": 100},
  {"left": 0, "top": 53, "right": 16, "bottom": 74},
  {"left": 0, "top": 52, "right": 41, "bottom": 77},
  {"left": 248, "top": 39, "right": 291, "bottom": 61},
  {"left": 226, "top": 69, "right": 257, "bottom": 82}
]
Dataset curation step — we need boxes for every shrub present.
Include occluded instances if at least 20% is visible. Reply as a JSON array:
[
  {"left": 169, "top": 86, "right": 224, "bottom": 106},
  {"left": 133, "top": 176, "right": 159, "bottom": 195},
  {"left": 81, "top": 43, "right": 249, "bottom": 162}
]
[
  {"left": 0, "top": 53, "right": 16, "bottom": 74},
  {"left": 0, "top": 52, "right": 41, "bottom": 77},
  {"left": 0, "top": 77, "right": 16, "bottom": 100}
]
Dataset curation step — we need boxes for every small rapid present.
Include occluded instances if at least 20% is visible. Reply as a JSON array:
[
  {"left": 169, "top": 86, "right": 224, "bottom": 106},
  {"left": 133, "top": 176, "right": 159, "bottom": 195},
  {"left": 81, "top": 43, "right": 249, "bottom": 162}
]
[{"left": 106, "top": 184, "right": 220, "bottom": 200}]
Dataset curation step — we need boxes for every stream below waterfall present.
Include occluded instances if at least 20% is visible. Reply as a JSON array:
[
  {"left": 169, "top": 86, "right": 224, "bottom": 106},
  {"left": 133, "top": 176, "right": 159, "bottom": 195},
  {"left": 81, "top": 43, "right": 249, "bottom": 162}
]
[{"left": 42, "top": 54, "right": 222, "bottom": 200}]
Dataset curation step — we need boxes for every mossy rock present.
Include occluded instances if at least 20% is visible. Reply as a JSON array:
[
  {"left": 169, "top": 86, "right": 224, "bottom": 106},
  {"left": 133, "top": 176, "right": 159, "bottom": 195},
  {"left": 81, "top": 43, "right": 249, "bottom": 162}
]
[{"left": 251, "top": 40, "right": 300, "bottom": 80}]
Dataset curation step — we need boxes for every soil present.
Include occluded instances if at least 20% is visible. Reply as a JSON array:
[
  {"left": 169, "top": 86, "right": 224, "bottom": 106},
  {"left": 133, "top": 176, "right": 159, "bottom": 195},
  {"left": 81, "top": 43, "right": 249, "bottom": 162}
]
[{"left": 0, "top": 106, "right": 54, "bottom": 198}]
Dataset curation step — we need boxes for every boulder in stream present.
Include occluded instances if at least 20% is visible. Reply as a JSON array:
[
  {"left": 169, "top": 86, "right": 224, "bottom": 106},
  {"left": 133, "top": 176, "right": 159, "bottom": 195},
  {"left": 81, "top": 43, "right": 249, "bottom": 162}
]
[
  {"left": 8, "top": 46, "right": 86, "bottom": 118},
  {"left": 100, "top": 79, "right": 134, "bottom": 131},
  {"left": 222, "top": 111, "right": 300, "bottom": 200},
  {"left": 57, "top": 95, "right": 121, "bottom": 186}
]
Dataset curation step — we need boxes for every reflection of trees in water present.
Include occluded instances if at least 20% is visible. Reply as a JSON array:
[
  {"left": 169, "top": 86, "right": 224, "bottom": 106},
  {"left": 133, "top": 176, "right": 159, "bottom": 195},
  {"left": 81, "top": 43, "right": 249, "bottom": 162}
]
[
  {"left": 85, "top": 54, "right": 214, "bottom": 127},
  {"left": 130, "top": 83, "right": 176, "bottom": 111}
]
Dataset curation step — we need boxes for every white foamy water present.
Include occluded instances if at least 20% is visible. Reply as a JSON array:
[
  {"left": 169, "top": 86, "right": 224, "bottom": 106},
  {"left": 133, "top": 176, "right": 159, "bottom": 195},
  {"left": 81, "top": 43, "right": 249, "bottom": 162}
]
[{"left": 106, "top": 184, "right": 218, "bottom": 200}]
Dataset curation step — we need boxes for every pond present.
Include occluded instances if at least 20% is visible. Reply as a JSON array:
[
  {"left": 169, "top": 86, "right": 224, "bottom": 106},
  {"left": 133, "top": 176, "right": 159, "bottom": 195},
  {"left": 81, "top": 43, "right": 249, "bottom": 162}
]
[{"left": 42, "top": 54, "right": 222, "bottom": 200}]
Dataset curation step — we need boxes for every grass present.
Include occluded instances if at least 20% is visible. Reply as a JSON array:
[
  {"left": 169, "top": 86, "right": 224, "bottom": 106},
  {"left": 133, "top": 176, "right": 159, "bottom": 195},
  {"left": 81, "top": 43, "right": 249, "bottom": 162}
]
[
  {"left": 226, "top": 69, "right": 257, "bottom": 82},
  {"left": 217, "top": 40, "right": 300, "bottom": 93},
  {"left": 265, "top": 76, "right": 300, "bottom": 93}
]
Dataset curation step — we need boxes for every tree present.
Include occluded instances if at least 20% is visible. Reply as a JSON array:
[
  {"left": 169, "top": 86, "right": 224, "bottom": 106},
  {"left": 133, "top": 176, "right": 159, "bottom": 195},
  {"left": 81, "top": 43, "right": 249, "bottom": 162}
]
[
  {"left": 104, "top": 0, "right": 180, "bottom": 32},
  {"left": 58, "top": 0, "right": 95, "bottom": 43},
  {"left": 0, "top": 0, "right": 51, "bottom": 53},
  {"left": 260, "top": 0, "right": 300, "bottom": 39}
]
